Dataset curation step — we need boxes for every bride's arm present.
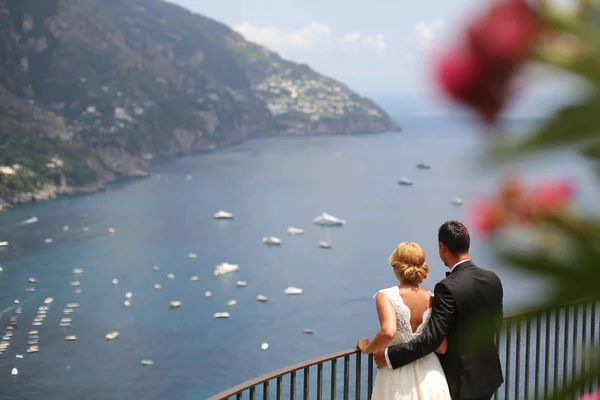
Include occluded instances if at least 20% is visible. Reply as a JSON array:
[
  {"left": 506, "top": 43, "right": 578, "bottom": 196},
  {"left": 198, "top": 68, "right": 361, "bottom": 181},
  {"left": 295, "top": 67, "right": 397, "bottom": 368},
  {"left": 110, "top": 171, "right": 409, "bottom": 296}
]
[
  {"left": 359, "top": 292, "right": 396, "bottom": 354},
  {"left": 429, "top": 295, "right": 448, "bottom": 355}
]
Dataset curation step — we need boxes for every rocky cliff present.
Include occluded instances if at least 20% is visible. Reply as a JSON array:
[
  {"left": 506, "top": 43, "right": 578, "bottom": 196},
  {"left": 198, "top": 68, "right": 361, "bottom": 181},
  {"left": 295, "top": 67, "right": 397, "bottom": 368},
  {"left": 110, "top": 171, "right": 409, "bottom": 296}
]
[{"left": 0, "top": 0, "right": 400, "bottom": 205}]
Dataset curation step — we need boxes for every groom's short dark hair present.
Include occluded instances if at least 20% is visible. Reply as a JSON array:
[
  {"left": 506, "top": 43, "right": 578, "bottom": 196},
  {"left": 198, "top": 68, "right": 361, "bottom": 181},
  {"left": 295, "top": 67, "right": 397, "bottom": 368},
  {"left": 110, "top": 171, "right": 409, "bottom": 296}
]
[{"left": 438, "top": 220, "right": 470, "bottom": 255}]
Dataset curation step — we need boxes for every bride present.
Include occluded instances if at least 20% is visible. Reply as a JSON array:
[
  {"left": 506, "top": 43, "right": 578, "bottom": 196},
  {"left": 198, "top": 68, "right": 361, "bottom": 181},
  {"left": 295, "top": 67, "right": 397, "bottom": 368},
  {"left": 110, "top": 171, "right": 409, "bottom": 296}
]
[{"left": 357, "top": 242, "right": 451, "bottom": 400}]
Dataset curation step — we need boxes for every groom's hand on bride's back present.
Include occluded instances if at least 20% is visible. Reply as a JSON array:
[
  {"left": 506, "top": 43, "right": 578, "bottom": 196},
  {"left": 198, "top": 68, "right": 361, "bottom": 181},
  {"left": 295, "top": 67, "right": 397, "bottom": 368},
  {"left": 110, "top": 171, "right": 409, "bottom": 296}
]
[{"left": 374, "top": 349, "right": 387, "bottom": 368}]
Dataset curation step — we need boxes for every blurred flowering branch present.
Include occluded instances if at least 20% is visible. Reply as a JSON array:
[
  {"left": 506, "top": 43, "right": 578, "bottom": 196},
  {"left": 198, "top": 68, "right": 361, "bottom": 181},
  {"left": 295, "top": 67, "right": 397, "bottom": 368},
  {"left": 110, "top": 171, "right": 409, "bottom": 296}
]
[{"left": 434, "top": 0, "right": 600, "bottom": 397}]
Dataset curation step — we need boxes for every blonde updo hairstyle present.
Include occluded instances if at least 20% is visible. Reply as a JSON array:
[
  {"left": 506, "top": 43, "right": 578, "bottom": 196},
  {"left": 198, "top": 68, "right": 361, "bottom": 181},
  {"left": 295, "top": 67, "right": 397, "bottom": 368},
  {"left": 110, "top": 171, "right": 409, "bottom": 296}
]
[{"left": 388, "top": 242, "right": 429, "bottom": 286}]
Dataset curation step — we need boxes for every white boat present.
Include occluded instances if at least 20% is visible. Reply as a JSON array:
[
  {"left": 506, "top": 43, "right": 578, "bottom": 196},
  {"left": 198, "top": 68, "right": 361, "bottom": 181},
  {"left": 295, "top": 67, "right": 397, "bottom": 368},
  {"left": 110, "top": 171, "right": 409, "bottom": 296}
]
[
  {"left": 72, "top": 268, "right": 84, "bottom": 274},
  {"left": 70, "top": 281, "right": 80, "bottom": 286},
  {"left": 63, "top": 308, "right": 74, "bottom": 314},
  {"left": 44, "top": 238, "right": 53, "bottom": 243},
  {"left": 213, "top": 312, "right": 230, "bottom": 319},
  {"left": 105, "top": 331, "right": 120, "bottom": 341},
  {"left": 303, "top": 328, "right": 316, "bottom": 334},
  {"left": 261, "top": 343, "right": 269, "bottom": 350},
  {"left": 124, "top": 300, "right": 131, "bottom": 307},
  {"left": 214, "top": 210, "right": 234, "bottom": 220},
  {"left": 169, "top": 301, "right": 182, "bottom": 309},
  {"left": 312, "top": 212, "right": 346, "bottom": 226},
  {"left": 44, "top": 297, "right": 54, "bottom": 304},
  {"left": 188, "top": 253, "right": 198, "bottom": 259},
  {"left": 319, "top": 241, "right": 332, "bottom": 249},
  {"left": 287, "top": 227, "right": 304, "bottom": 235},
  {"left": 125, "top": 292, "right": 133, "bottom": 299},
  {"left": 0, "top": 241, "right": 8, "bottom": 247},
  {"left": 167, "top": 273, "right": 175, "bottom": 279},
  {"left": 63, "top": 226, "right": 69, "bottom": 231},
  {"left": 398, "top": 177, "right": 413, "bottom": 185},
  {"left": 141, "top": 359, "right": 154, "bottom": 366},
  {"left": 15, "top": 354, "right": 24, "bottom": 359},
  {"left": 23, "top": 217, "right": 38, "bottom": 224},
  {"left": 112, "top": 278, "right": 119, "bottom": 285},
  {"left": 214, "top": 263, "right": 239, "bottom": 276},
  {"left": 108, "top": 227, "right": 116, "bottom": 233},
  {"left": 153, "top": 265, "right": 159, "bottom": 271},
  {"left": 262, "top": 236, "right": 282, "bottom": 246},
  {"left": 256, "top": 295, "right": 268, "bottom": 302},
  {"left": 190, "top": 276, "right": 199, "bottom": 281},
  {"left": 204, "top": 291, "right": 212, "bottom": 297},
  {"left": 65, "top": 335, "right": 77, "bottom": 341},
  {"left": 27, "top": 345, "right": 39, "bottom": 353},
  {"left": 28, "top": 277, "right": 37, "bottom": 283},
  {"left": 0, "top": 266, "right": 3, "bottom": 272},
  {"left": 11, "top": 367, "right": 18, "bottom": 375},
  {"left": 226, "top": 300, "right": 237, "bottom": 307},
  {"left": 284, "top": 286, "right": 303, "bottom": 295},
  {"left": 451, "top": 197, "right": 464, "bottom": 206},
  {"left": 236, "top": 281, "right": 247, "bottom": 287},
  {"left": 67, "top": 303, "right": 79, "bottom": 308},
  {"left": 154, "top": 283, "right": 162, "bottom": 290}
]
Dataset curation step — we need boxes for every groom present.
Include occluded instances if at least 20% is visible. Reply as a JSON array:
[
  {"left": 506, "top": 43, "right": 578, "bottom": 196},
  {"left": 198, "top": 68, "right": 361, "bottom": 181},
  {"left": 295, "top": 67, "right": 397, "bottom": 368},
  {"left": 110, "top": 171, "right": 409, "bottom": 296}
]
[{"left": 374, "top": 220, "right": 504, "bottom": 400}]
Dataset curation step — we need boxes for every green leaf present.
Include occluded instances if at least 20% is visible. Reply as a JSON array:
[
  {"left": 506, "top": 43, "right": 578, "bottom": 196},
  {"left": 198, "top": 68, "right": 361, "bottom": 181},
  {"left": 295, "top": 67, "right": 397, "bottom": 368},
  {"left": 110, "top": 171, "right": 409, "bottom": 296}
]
[
  {"left": 580, "top": 139, "right": 600, "bottom": 159},
  {"left": 515, "top": 94, "right": 600, "bottom": 152},
  {"left": 539, "top": 2, "right": 600, "bottom": 52},
  {"left": 532, "top": 50, "right": 600, "bottom": 88}
]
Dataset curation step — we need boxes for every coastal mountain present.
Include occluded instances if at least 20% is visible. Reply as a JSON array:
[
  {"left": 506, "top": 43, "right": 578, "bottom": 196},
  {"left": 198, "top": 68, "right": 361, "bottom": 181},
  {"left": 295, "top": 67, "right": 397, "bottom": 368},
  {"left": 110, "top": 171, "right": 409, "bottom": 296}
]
[{"left": 0, "top": 0, "right": 400, "bottom": 205}]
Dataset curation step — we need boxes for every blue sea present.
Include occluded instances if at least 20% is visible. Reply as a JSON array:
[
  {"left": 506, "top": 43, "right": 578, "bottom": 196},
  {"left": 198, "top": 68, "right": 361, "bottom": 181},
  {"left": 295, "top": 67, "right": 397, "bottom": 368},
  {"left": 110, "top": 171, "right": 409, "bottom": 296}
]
[{"left": 0, "top": 112, "right": 597, "bottom": 399}]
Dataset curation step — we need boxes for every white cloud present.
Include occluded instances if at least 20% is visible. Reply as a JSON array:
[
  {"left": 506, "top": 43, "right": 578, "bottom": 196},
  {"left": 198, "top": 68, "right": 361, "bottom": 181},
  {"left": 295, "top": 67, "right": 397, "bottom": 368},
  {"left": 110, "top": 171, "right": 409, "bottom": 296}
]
[
  {"left": 232, "top": 22, "right": 386, "bottom": 56},
  {"left": 414, "top": 19, "right": 446, "bottom": 51}
]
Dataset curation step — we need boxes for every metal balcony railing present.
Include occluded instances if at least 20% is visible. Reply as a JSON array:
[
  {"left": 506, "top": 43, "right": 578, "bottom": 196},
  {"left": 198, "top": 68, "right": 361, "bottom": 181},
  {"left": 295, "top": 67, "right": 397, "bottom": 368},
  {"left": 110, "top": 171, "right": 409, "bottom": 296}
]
[{"left": 208, "top": 300, "right": 599, "bottom": 400}]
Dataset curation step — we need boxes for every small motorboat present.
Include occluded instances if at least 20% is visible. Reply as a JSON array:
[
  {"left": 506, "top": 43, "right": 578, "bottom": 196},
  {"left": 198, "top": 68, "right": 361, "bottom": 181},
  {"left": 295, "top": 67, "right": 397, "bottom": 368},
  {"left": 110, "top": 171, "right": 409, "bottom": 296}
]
[
  {"left": 72, "top": 268, "right": 84, "bottom": 274},
  {"left": 398, "top": 177, "right": 413, "bottom": 186},
  {"left": 284, "top": 286, "right": 303, "bottom": 295},
  {"left": 214, "top": 263, "right": 239, "bottom": 276},
  {"left": 319, "top": 241, "right": 332, "bottom": 249},
  {"left": 169, "top": 301, "right": 182, "bottom": 309},
  {"left": 226, "top": 300, "right": 237, "bottom": 307},
  {"left": 28, "top": 277, "right": 37, "bottom": 284},
  {"left": 204, "top": 291, "right": 212, "bottom": 297},
  {"left": 262, "top": 236, "right": 282, "bottom": 246},
  {"left": 256, "top": 295, "right": 268, "bottom": 302},
  {"left": 261, "top": 343, "right": 269, "bottom": 351},
  {"left": 108, "top": 227, "right": 116, "bottom": 233},
  {"left": 65, "top": 335, "right": 78, "bottom": 341},
  {"left": 67, "top": 303, "right": 79, "bottom": 308},
  {"left": 112, "top": 278, "right": 119, "bottom": 285},
  {"left": 287, "top": 227, "right": 304, "bottom": 235},
  {"left": 451, "top": 197, "right": 463, "bottom": 206},
  {"left": 105, "top": 331, "right": 120, "bottom": 341},
  {"left": 141, "top": 359, "right": 154, "bottom": 366},
  {"left": 236, "top": 281, "right": 247, "bottom": 287},
  {"left": 167, "top": 273, "right": 175, "bottom": 279},
  {"left": 0, "top": 241, "right": 8, "bottom": 247},
  {"left": 188, "top": 253, "right": 198, "bottom": 259},
  {"left": 416, "top": 163, "right": 431, "bottom": 169},
  {"left": 11, "top": 367, "right": 18, "bottom": 375},
  {"left": 213, "top": 210, "right": 234, "bottom": 220},
  {"left": 312, "top": 212, "right": 346, "bottom": 226},
  {"left": 213, "top": 312, "right": 230, "bottom": 319},
  {"left": 154, "top": 283, "right": 162, "bottom": 290},
  {"left": 303, "top": 328, "right": 316, "bottom": 334},
  {"left": 26, "top": 346, "right": 39, "bottom": 353},
  {"left": 190, "top": 276, "right": 199, "bottom": 282}
]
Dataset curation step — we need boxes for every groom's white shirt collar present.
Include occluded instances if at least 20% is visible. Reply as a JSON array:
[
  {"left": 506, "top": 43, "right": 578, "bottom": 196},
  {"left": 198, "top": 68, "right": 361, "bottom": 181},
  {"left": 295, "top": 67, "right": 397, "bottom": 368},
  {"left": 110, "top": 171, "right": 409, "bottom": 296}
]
[
  {"left": 384, "top": 259, "right": 471, "bottom": 369},
  {"left": 449, "top": 259, "right": 470, "bottom": 273}
]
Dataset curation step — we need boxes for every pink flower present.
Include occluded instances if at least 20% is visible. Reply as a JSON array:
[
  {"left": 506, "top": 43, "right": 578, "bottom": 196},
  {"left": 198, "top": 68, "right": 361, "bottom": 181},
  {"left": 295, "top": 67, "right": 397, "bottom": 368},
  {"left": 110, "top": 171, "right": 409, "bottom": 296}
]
[
  {"left": 470, "top": 198, "right": 505, "bottom": 236},
  {"left": 435, "top": 0, "right": 540, "bottom": 124},
  {"left": 579, "top": 389, "right": 600, "bottom": 400},
  {"left": 531, "top": 180, "right": 575, "bottom": 214}
]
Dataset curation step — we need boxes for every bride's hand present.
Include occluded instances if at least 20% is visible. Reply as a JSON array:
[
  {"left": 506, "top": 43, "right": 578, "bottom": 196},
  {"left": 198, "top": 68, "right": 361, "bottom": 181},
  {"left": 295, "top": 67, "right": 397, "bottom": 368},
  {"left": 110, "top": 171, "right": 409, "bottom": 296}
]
[{"left": 357, "top": 338, "right": 370, "bottom": 353}]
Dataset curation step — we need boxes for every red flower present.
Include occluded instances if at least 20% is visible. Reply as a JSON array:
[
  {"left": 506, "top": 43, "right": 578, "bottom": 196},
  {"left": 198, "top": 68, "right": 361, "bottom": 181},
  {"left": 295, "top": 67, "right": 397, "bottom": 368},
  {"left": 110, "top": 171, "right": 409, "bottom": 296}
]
[
  {"left": 471, "top": 198, "right": 505, "bottom": 236},
  {"left": 435, "top": 0, "right": 540, "bottom": 124},
  {"left": 531, "top": 179, "right": 575, "bottom": 214},
  {"left": 579, "top": 390, "right": 600, "bottom": 400}
]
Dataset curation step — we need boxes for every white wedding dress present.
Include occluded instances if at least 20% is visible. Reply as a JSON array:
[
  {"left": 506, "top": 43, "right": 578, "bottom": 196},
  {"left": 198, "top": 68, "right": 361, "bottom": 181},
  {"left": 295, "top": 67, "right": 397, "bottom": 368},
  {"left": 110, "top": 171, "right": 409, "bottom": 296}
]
[{"left": 370, "top": 286, "right": 451, "bottom": 400}]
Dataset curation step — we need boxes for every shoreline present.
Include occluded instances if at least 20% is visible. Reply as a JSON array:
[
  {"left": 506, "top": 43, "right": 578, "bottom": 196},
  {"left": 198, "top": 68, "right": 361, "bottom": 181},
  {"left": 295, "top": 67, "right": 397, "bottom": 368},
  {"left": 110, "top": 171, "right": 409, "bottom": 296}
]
[{"left": 0, "top": 129, "right": 402, "bottom": 211}]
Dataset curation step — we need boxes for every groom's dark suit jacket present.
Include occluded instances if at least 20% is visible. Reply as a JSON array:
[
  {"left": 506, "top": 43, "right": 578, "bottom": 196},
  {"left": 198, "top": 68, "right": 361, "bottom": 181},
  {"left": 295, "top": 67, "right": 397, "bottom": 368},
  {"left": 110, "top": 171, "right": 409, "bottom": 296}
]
[{"left": 387, "top": 260, "right": 504, "bottom": 400}]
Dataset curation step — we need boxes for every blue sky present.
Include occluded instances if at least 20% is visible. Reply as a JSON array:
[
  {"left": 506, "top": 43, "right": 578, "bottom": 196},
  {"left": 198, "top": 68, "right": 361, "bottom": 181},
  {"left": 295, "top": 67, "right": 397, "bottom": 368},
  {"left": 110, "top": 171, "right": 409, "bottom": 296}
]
[{"left": 170, "top": 0, "right": 578, "bottom": 115}]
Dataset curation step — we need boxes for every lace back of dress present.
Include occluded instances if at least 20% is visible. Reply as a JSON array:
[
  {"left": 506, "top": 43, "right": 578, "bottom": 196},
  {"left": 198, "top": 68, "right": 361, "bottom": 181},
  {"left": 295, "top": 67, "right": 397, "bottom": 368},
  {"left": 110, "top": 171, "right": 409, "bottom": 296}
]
[{"left": 377, "top": 287, "right": 415, "bottom": 345}]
